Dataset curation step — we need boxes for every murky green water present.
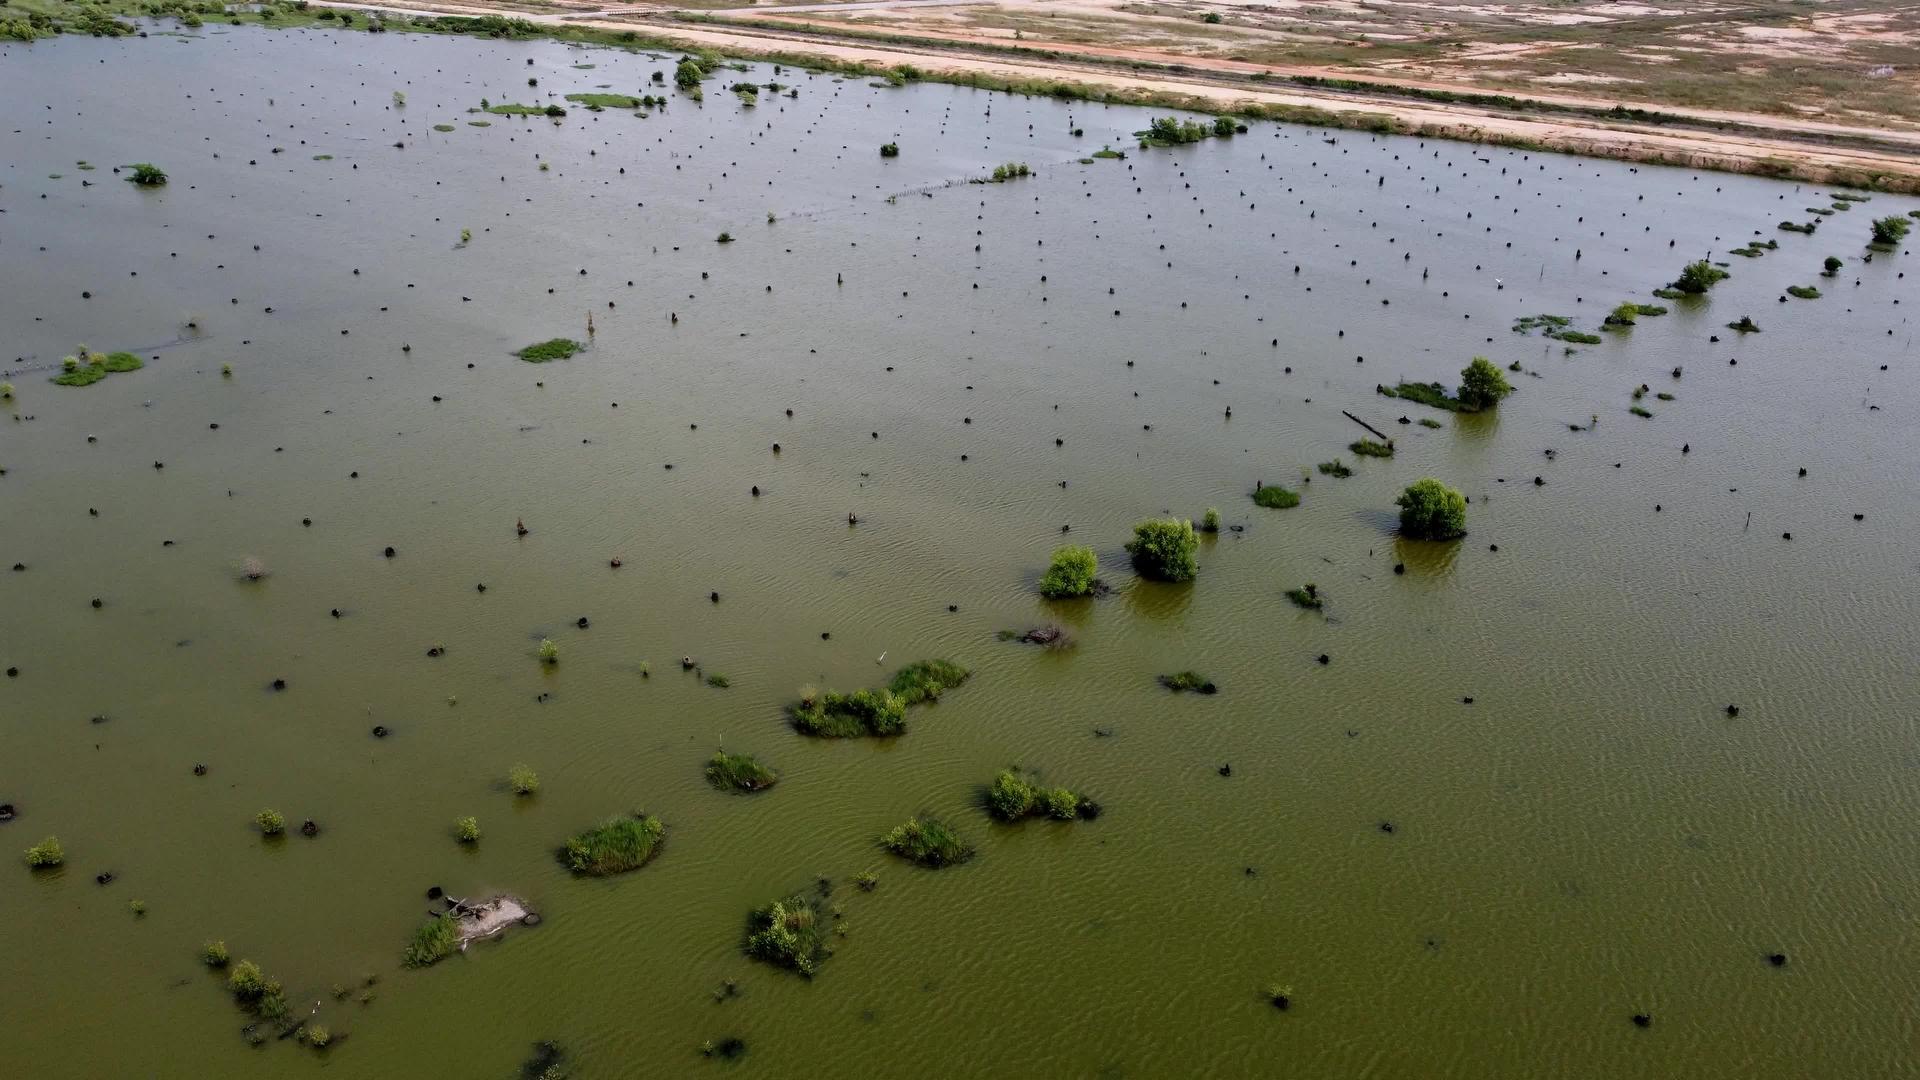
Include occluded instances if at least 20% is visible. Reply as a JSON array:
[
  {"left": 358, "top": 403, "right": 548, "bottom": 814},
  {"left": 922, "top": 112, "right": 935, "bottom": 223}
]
[{"left": 3, "top": 24, "right": 1918, "bottom": 1079}]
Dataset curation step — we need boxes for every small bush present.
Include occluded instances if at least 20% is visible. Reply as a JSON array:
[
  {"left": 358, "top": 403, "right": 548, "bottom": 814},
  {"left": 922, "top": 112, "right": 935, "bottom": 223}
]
[
  {"left": 1285, "top": 584, "right": 1322, "bottom": 610},
  {"left": 127, "top": 162, "right": 168, "bottom": 186},
  {"left": 455, "top": 816, "right": 480, "bottom": 843},
  {"left": 1671, "top": 260, "right": 1729, "bottom": 295},
  {"left": 1199, "top": 507, "right": 1222, "bottom": 532},
  {"left": 228, "top": 960, "right": 266, "bottom": 1001},
  {"left": 1396, "top": 478, "right": 1467, "bottom": 540},
  {"left": 516, "top": 339, "right": 582, "bottom": 363},
  {"left": 255, "top": 809, "right": 286, "bottom": 836},
  {"left": 791, "top": 688, "right": 907, "bottom": 737},
  {"left": 986, "top": 769, "right": 1087, "bottom": 822},
  {"left": 1457, "top": 357, "right": 1513, "bottom": 411},
  {"left": 1869, "top": 215, "right": 1910, "bottom": 247},
  {"left": 24, "top": 836, "right": 63, "bottom": 867},
  {"left": 0, "top": 382, "right": 13, "bottom": 399},
  {"left": 883, "top": 816, "right": 973, "bottom": 867},
  {"left": 1727, "top": 315, "right": 1761, "bottom": 333},
  {"left": 306, "top": 1025, "right": 331, "bottom": 1049},
  {"left": 1317, "top": 460, "right": 1353, "bottom": 478},
  {"left": 706, "top": 672, "right": 730, "bottom": 688},
  {"left": 1159, "top": 670, "right": 1217, "bottom": 694},
  {"left": 509, "top": 764, "right": 539, "bottom": 795},
  {"left": 706, "top": 751, "right": 778, "bottom": 792},
  {"left": 537, "top": 637, "right": 559, "bottom": 664},
  {"left": 1038, "top": 545, "right": 1098, "bottom": 598},
  {"left": 879, "top": 142, "right": 899, "bottom": 157},
  {"left": 1126, "top": 517, "right": 1198, "bottom": 581},
  {"left": 1822, "top": 255, "right": 1843, "bottom": 275},
  {"left": 1348, "top": 439, "right": 1394, "bottom": 458},
  {"left": 887, "top": 659, "right": 970, "bottom": 705},
  {"left": 744, "top": 894, "right": 831, "bottom": 976},
  {"left": 1786, "top": 285, "right": 1821, "bottom": 299},
  {"left": 561, "top": 815, "right": 665, "bottom": 875},
  {"left": 717, "top": 232, "right": 734, "bottom": 243},
  {"left": 403, "top": 913, "right": 461, "bottom": 967},
  {"left": 202, "top": 941, "right": 231, "bottom": 968},
  {"left": 1252, "top": 484, "right": 1300, "bottom": 509}
]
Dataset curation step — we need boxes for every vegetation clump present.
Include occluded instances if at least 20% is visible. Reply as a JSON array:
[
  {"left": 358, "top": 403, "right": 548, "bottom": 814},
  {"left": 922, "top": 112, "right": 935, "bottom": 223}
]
[
  {"left": 744, "top": 893, "right": 831, "bottom": 976},
  {"left": 1379, "top": 380, "right": 1460, "bottom": 411},
  {"left": 1727, "top": 315, "right": 1762, "bottom": 333},
  {"left": 508, "top": 764, "right": 539, "bottom": 795},
  {"left": 202, "top": 941, "right": 230, "bottom": 968},
  {"left": 455, "top": 816, "right": 481, "bottom": 843},
  {"left": 402, "top": 913, "right": 460, "bottom": 967},
  {"left": 1457, "top": 357, "right": 1514, "bottom": 411},
  {"left": 790, "top": 687, "right": 907, "bottom": 737},
  {"left": 986, "top": 769, "right": 1091, "bottom": 821},
  {"left": 1158, "top": 670, "right": 1218, "bottom": 694},
  {"left": 561, "top": 815, "right": 666, "bottom": 875},
  {"left": 255, "top": 809, "right": 286, "bottom": 836},
  {"left": 1396, "top": 479, "right": 1467, "bottom": 540},
  {"left": 1671, "top": 260, "right": 1730, "bottom": 295},
  {"left": 886, "top": 659, "right": 970, "bottom": 705},
  {"left": 564, "top": 93, "right": 643, "bottom": 109},
  {"left": 879, "top": 142, "right": 899, "bottom": 157},
  {"left": 706, "top": 751, "right": 778, "bottom": 792},
  {"left": 1822, "top": 255, "right": 1843, "bottom": 276},
  {"left": 1317, "top": 460, "right": 1353, "bottom": 478},
  {"left": 1126, "top": 517, "right": 1198, "bottom": 580},
  {"left": 1348, "top": 438, "right": 1394, "bottom": 459},
  {"left": 1285, "top": 584, "right": 1323, "bottom": 610},
  {"left": 1199, "top": 507, "right": 1222, "bottom": 532},
  {"left": 1252, "top": 484, "right": 1301, "bottom": 509},
  {"left": 127, "top": 163, "right": 168, "bottom": 186},
  {"left": 1870, "top": 215, "right": 1910, "bottom": 249},
  {"left": 987, "top": 162, "right": 1031, "bottom": 182},
  {"left": 882, "top": 816, "right": 973, "bottom": 867},
  {"left": 24, "top": 836, "right": 63, "bottom": 868},
  {"left": 1786, "top": 285, "right": 1821, "bottom": 300},
  {"left": 515, "top": 339, "right": 583, "bottom": 363},
  {"left": 1038, "top": 544, "right": 1099, "bottom": 598}
]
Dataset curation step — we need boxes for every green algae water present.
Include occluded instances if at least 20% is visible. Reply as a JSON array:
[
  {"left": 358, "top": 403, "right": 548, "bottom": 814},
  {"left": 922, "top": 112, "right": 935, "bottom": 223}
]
[{"left": 3, "top": 25, "right": 1919, "bottom": 1080}]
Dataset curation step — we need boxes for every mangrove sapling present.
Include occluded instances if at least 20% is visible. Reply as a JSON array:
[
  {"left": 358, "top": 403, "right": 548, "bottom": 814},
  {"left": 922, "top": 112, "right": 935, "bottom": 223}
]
[
  {"left": 537, "top": 638, "right": 559, "bottom": 665},
  {"left": 744, "top": 893, "right": 831, "bottom": 976},
  {"left": 402, "top": 913, "right": 460, "bottom": 967},
  {"left": 202, "top": 941, "right": 231, "bottom": 968},
  {"left": 716, "top": 232, "right": 734, "bottom": 243},
  {"left": 1869, "top": 215, "right": 1910, "bottom": 248},
  {"left": 705, "top": 751, "right": 778, "bottom": 792},
  {"left": 228, "top": 960, "right": 267, "bottom": 1002},
  {"left": 1038, "top": 544, "right": 1099, "bottom": 598},
  {"left": 515, "top": 339, "right": 582, "bottom": 363},
  {"left": 985, "top": 769, "right": 1090, "bottom": 822},
  {"left": 1604, "top": 301, "right": 1640, "bottom": 327},
  {"left": 1126, "top": 517, "right": 1198, "bottom": 580},
  {"left": 24, "top": 836, "right": 63, "bottom": 867},
  {"left": 1349, "top": 439, "right": 1394, "bottom": 458},
  {"left": 126, "top": 162, "right": 168, "bottom": 186},
  {"left": 1158, "top": 671, "right": 1218, "bottom": 694},
  {"left": 879, "top": 142, "right": 899, "bottom": 157},
  {"left": 882, "top": 816, "right": 973, "bottom": 867},
  {"left": 1317, "top": 460, "right": 1353, "bottom": 478},
  {"left": 1285, "top": 584, "right": 1323, "bottom": 610},
  {"left": 1252, "top": 484, "right": 1301, "bottom": 509},
  {"left": 1671, "top": 259, "right": 1729, "bottom": 295},
  {"left": 1396, "top": 479, "right": 1468, "bottom": 540},
  {"left": 1822, "top": 256, "right": 1843, "bottom": 276},
  {"left": 886, "top": 659, "right": 970, "bottom": 705},
  {"left": 1727, "top": 315, "right": 1761, "bottom": 333},
  {"left": 508, "top": 764, "right": 539, "bottom": 795},
  {"left": 561, "top": 814, "right": 666, "bottom": 875},
  {"left": 305, "top": 1026, "right": 331, "bottom": 1050},
  {"left": 455, "top": 816, "right": 481, "bottom": 843},
  {"left": 1457, "top": 357, "right": 1514, "bottom": 411},
  {"left": 255, "top": 809, "right": 286, "bottom": 836},
  {"left": 1199, "top": 507, "right": 1222, "bottom": 533}
]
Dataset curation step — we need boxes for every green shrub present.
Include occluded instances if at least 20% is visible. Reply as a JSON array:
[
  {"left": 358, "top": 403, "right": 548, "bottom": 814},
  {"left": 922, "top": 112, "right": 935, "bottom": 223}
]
[
  {"left": 306, "top": 1025, "right": 331, "bottom": 1049},
  {"left": 255, "top": 809, "right": 285, "bottom": 836},
  {"left": 1348, "top": 439, "right": 1394, "bottom": 458},
  {"left": 509, "top": 764, "right": 539, "bottom": 795},
  {"left": 1457, "top": 357, "right": 1513, "bottom": 411},
  {"left": 1604, "top": 301, "right": 1639, "bottom": 326},
  {"left": 1379, "top": 380, "right": 1459, "bottom": 411},
  {"left": 790, "top": 687, "right": 907, "bottom": 737},
  {"left": 1317, "top": 460, "right": 1352, "bottom": 478},
  {"left": 1822, "top": 255, "right": 1843, "bottom": 275},
  {"left": 515, "top": 339, "right": 582, "bottom": 363},
  {"left": 879, "top": 142, "right": 899, "bottom": 157},
  {"left": 882, "top": 816, "right": 973, "bottom": 867},
  {"left": 24, "top": 836, "right": 62, "bottom": 867},
  {"left": 127, "top": 162, "right": 168, "bottom": 186},
  {"left": 1199, "top": 507, "right": 1222, "bottom": 532},
  {"left": 202, "top": 941, "right": 230, "bottom": 967},
  {"left": 101, "top": 351, "right": 142, "bottom": 373},
  {"left": 537, "top": 638, "right": 559, "bottom": 664},
  {"left": 1727, "top": 315, "right": 1761, "bottom": 333},
  {"left": 1252, "top": 485, "right": 1300, "bottom": 509},
  {"left": 1158, "top": 670, "right": 1217, "bottom": 694},
  {"left": 1671, "top": 260, "right": 1729, "bottom": 295},
  {"left": 561, "top": 815, "right": 665, "bottom": 875},
  {"left": 455, "top": 816, "right": 481, "bottom": 843},
  {"left": 1285, "top": 584, "right": 1322, "bottom": 610},
  {"left": 0, "top": 382, "right": 12, "bottom": 399},
  {"left": 228, "top": 960, "right": 266, "bottom": 1001},
  {"left": 1869, "top": 215, "right": 1910, "bottom": 246},
  {"left": 1126, "top": 517, "right": 1198, "bottom": 581},
  {"left": 1630, "top": 405, "right": 1653, "bottom": 418},
  {"left": 1038, "top": 545, "right": 1098, "bottom": 598},
  {"left": 706, "top": 751, "right": 778, "bottom": 792},
  {"left": 985, "top": 769, "right": 1086, "bottom": 821},
  {"left": 1786, "top": 285, "right": 1821, "bottom": 299},
  {"left": 886, "top": 660, "right": 970, "bottom": 705},
  {"left": 716, "top": 232, "right": 734, "bottom": 243},
  {"left": 1395, "top": 478, "right": 1467, "bottom": 540},
  {"left": 744, "top": 894, "right": 831, "bottom": 976},
  {"left": 403, "top": 913, "right": 461, "bottom": 967}
]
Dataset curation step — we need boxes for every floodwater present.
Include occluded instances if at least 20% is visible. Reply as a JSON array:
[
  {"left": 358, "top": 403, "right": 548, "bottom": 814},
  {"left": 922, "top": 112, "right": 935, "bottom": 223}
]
[{"left": 2, "top": 24, "right": 1918, "bottom": 1080}]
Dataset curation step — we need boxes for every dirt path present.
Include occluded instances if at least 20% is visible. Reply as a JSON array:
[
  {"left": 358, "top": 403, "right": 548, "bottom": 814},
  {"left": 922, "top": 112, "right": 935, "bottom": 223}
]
[{"left": 318, "top": 1, "right": 1920, "bottom": 188}]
